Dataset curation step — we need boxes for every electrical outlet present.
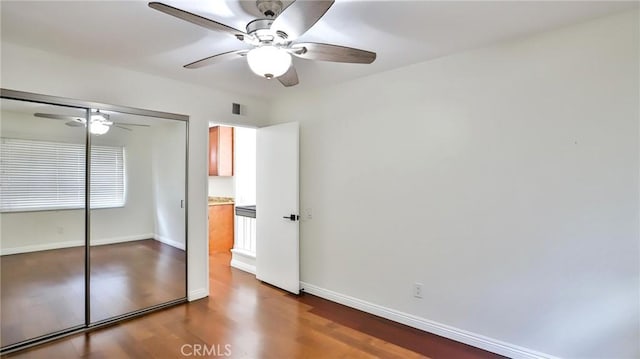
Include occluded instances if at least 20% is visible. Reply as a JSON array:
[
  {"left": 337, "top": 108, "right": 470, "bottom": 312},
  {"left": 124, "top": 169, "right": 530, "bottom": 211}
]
[{"left": 413, "top": 283, "right": 424, "bottom": 299}]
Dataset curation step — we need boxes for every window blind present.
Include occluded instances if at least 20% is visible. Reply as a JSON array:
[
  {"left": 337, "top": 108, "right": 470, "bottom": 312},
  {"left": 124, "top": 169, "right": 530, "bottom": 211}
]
[{"left": 0, "top": 138, "right": 125, "bottom": 212}]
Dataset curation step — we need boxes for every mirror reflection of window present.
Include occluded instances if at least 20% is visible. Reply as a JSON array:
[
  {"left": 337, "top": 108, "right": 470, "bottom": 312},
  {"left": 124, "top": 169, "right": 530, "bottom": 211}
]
[
  {"left": 0, "top": 99, "right": 87, "bottom": 346},
  {"left": 1, "top": 139, "right": 124, "bottom": 212}
]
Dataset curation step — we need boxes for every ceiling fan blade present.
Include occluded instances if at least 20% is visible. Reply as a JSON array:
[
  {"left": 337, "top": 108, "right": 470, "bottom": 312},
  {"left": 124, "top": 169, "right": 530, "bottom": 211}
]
[
  {"left": 291, "top": 42, "right": 376, "bottom": 64},
  {"left": 271, "top": 0, "right": 334, "bottom": 40},
  {"left": 65, "top": 121, "right": 84, "bottom": 127},
  {"left": 35, "top": 113, "right": 83, "bottom": 121},
  {"left": 184, "top": 50, "right": 248, "bottom": 69},
  {"left": 114, "top": 125, "right": 133, "bottom": 132},
  {"left": 278, "top": 64, "right": 299, "bottom": 87},
  {"left": 148, "top": 2, "right": 247, "bottom": 39}
]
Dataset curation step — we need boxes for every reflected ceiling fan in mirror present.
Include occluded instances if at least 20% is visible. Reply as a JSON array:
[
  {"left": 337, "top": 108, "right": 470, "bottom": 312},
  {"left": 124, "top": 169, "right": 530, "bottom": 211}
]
[
  {"left": 34, "top": 110, "right": 150, "bottom": 135},
  {"left": 148, "top": 0, "right": 376, "bottom": 87}
]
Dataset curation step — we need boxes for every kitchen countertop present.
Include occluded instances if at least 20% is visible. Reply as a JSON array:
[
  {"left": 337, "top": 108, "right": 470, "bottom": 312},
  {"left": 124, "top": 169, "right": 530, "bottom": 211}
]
[{"left": 208, "top": 197, "right": 234, "bottom": 206}]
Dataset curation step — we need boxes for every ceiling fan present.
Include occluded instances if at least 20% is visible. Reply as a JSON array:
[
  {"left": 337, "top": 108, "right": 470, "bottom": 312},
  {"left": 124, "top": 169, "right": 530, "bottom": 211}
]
[
  {"left": 34, "top": 110, "right": 149, "bottom": 136},
  {"left": 148, "top": 0, "right": 376, "bottom": 87}
]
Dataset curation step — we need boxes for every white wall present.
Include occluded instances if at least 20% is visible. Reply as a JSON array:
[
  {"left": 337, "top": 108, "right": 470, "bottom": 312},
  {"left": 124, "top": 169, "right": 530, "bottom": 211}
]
[
  {"left": 151, "top": 120, "right": 187, "bottom": 250},
  {"left": 91, "top": 124, "right": 155, "bottom": 245},
  {"left": 0, "top": 109, "right": 155, "bottom": 253},
  {"left": 234, "top": 127, "right": 257, "bottom": 206},
  {"left": 207, "top": 176, "right": 235, "bottom": 198},
  {"left": 270, "top": 10, "right": 639, "bottom": 359},
  {"left": 1, "top": 41, "right": 271, "bottom": 300}
]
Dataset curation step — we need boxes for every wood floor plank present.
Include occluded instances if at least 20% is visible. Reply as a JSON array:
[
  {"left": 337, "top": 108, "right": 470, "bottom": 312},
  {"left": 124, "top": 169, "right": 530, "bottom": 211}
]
[
  {"left": 3, "top": 251, "right": 503, "bottom": 358},
  {"left": 1, "top": 239, "right": 186, "bottom": 347}
]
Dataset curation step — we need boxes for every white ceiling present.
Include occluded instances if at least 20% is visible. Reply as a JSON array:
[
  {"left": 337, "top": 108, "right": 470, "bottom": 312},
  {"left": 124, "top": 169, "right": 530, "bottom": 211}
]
[
  {"left": 1, "top": 1, "right": 636, "bottom": 99},
  {"left": 1, "top": 97, "right": 163, "bottom": 126}
]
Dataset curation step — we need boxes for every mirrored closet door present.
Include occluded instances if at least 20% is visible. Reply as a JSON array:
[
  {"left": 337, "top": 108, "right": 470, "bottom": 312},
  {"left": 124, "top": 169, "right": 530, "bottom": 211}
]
[
  {"left": 89, "top": 112, "right": 187, "bottom": 323},
  {"left": 0, "top": 99, "right": 88, "bottom": 346},
  {"left": 0, "top": 91, "right": 188, "bottom": 353}
]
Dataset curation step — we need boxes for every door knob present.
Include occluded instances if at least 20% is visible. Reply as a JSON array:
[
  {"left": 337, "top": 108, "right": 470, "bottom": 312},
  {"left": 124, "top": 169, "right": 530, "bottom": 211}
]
[{"left": 282, "top": 214, "right": 299, "bottom": 221}]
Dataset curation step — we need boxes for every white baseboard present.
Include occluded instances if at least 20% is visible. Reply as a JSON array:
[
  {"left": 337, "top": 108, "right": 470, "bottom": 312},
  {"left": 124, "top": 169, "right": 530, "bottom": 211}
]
[
  {"left": 230, "top": 249, "right": 256, "bottom": 275},
  {"left": 231, "top": 248, "right": 256, "bottom": 259},
  {"left": 1, "top": 240, "right": 80, "bottom": 255},
  {"left": 93, "top": 234, "right": 154, "bottom": 246},
  {"left": 1, "top": 233, "right": 154, "bottom": 255},
  {"left": 300, "top": 282, "right": 559, "bottom": 359},
  {"left": 188, "top": 288, "right": 208, "bottom": 302},
  {"left": 230, "top": 258, "right": 256, "bottom": 275},
  {"left": 154, "top": 234, "right": 186, "bottom": 250}
]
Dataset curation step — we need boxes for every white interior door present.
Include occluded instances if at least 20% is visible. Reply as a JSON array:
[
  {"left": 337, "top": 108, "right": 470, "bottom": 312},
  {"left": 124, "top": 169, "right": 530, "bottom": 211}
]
[{"left": 256, "top": 122, "right": 299, "bottom": 294}]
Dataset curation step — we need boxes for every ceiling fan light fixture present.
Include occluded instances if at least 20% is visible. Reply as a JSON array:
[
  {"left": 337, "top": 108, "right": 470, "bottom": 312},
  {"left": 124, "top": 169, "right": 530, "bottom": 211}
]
[
  {"left": 246, "top": 46, "right": 291, "bottom": 79},
  {"left": 90, "top": 110, "right": 109, "bottom": 122},
  {"left": 89, "top": 109, "right": 110, "bottom": 135},
  {"left": 91, "top": 114, "right": 105, "bottom": 122},
  {"left": 90, "top": 121, "right": 110, "bottom": 135}
]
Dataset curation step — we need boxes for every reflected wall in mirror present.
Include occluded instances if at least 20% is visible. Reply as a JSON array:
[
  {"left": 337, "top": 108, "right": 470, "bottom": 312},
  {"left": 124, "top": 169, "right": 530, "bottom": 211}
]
[
  {"left": 0, "top": 99, "right": 87, "bottom": 346},
  {"left": 89, "top": 112, "right": 187, "bottom": 323}
]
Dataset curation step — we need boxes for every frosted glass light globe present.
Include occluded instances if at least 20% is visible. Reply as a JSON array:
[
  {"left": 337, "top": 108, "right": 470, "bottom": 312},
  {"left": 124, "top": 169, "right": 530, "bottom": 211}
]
[
  {"left": 247, "top": 46, "right": 292, "bottom": 79},
  {"left": 90, "top": 121, "right": 110, "bottom": 135}
]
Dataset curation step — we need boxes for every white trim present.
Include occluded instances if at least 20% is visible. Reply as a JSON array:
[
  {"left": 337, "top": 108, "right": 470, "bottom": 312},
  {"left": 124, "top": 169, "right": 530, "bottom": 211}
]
[
  {"left": 230, "top": 248, "right": 256, "bottom": 275},
  {"left": 231, "top": 248, "right": 256, "bottom": 259},
  {"left": 188, "top": 288, "right": 208, "bottom": 301},
  {"left": 300, "top": 282, "right": 559, "bottom": 359},
  {"left": 154, "top": 234, "right": 186, "bottom": 250},
  {"left": 1, "top": 240, "right": 81, "bottom": 255},
  {"left": 92, "top": 234, "right": 154, "bottom": 246},
  {"left": 230, "top": 259, "right": 256, "bottom": 275},
  {"left": 0, "top": 233, "right": 154, "bottom": 255}
]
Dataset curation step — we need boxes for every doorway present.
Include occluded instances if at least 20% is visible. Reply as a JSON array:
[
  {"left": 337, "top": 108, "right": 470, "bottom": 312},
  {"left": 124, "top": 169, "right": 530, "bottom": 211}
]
[
  {"left": 207, "top": 121, "right": 300, "bottom": 295},
  {"left": 207, "top": 125, "right": 257, "bottom": 273}
]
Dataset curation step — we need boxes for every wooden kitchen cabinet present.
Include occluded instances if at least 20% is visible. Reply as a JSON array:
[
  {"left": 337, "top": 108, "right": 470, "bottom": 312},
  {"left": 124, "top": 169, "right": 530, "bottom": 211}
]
[
  {"left": 209, "top": 204, "right": 234, "bottom": 254},
  {"left": 209, "top": 126, "right": 234, "bottom": 176}
]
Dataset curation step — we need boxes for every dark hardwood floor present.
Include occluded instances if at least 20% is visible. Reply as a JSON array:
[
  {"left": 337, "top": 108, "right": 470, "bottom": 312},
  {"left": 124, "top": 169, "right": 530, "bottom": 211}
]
[
  {"left": 1, "top": 240, "right": 186, "bottom": 347},
  {"left": 2, "top": 250, "right": 504, "bottom": 358}
]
